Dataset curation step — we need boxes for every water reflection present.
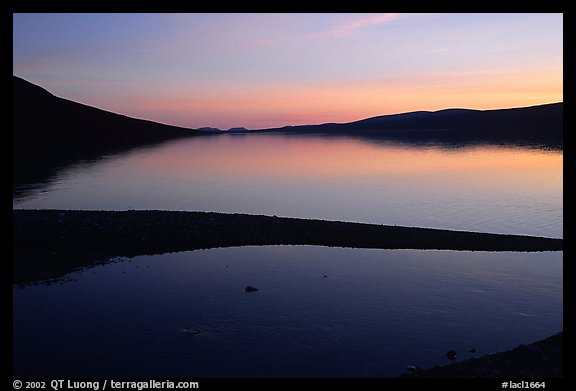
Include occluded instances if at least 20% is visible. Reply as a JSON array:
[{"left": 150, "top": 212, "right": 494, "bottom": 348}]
[
  {"left": 13, "top": 133, "right": 562, "bottom": 238},
  {"left": 13, "top": 246, "right": 562, "bottom": 377}
]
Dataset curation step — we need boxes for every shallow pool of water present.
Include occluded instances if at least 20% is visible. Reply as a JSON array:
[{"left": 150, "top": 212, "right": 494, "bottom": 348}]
[{"left": 13, "top": 246, "right": 562, "bottom": 377}]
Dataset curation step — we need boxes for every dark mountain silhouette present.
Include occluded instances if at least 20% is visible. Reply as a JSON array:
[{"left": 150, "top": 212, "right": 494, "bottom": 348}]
[
  {"left": 197, "top": 127, "right": 222, "bottom": 133},
  {"left": 255, "top": 103, "right": 563, "bottom": 147},
  {"left": 13, "top": 75, "right": 197, "bottom": 192},
  {"left": 226, "top": 127, "right": 248, "bottom": 133}
]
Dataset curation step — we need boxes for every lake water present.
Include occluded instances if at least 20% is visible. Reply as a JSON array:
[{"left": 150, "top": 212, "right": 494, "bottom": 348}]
[
  {"left": 13, "top": 134, "right": 563, "bottom": 238},
  {"left": 13, "top": 246, "right": 562, "bottom": 378},
  {"left": 13, "top": 134, "right": 563, "bottom": 377}
]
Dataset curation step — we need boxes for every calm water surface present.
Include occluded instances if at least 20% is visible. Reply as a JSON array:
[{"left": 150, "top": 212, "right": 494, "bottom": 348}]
[
  {"left": 13, "top": 246, "right": 562, "bottom": 378},
  {"left": 13, "top": 134, "right": 563, "bottom": 238},
  {"left": 13, "top": 134, "right": 563, "bottom": 377}
]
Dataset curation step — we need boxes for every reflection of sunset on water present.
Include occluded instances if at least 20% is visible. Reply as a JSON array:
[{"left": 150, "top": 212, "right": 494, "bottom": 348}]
[
  {"left": 14, "top": 135, "right": 562, "bottom": 238},
  {"left": 128, "top": 135, "right": 562, "bottom": 185}
]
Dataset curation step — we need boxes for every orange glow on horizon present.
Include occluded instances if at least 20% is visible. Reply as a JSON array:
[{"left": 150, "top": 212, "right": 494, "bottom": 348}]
[{"left": 113, "top": 66, "right": 562, "bottom": 129}]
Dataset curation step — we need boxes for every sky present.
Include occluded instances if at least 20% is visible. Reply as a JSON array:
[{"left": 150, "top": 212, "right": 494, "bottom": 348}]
[{"left": 13, "top": 13, "right": 563, "bottom": 130}]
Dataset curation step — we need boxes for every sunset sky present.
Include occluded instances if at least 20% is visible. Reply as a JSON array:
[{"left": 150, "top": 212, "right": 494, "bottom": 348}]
[{"left": 13, "top": 13, "right": 563, "bottom": 130}]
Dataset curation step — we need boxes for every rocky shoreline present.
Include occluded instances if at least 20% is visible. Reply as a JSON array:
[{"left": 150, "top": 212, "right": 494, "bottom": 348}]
[
  {"left": 402, "top": 332, "right": 562, "bottom": 378},
  {"left": 13, "top": 209, "right": 562, "bottom": 284}
]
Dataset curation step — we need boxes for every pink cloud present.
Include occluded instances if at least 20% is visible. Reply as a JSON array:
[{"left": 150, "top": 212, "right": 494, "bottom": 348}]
[
  {"left": 247, "top": 13, "right": 403, "bottom": 48},
  {"left": 315, "top": 13, "right": 400, "bottom": 39}
]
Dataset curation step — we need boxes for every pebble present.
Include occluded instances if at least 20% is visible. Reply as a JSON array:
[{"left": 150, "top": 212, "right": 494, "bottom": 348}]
[{"left": 182, "top": 327, "right": 202, "bottom": 335}]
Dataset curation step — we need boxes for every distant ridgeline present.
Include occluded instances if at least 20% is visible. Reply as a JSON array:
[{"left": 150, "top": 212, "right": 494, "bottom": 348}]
[{"left": 255, "top": 103, "right": 563, "bottom": 147}]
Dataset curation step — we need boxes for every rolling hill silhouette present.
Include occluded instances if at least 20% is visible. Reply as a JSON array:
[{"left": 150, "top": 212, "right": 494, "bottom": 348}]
[
  {"left": 256, "top": 103, "right": 563, "bottom": 146},
  {"left": 13, "top": 76, "right": 197, "bottom": 191},
  {"left": 13, "top": 76, "right": 195, "bottom": 149}
]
